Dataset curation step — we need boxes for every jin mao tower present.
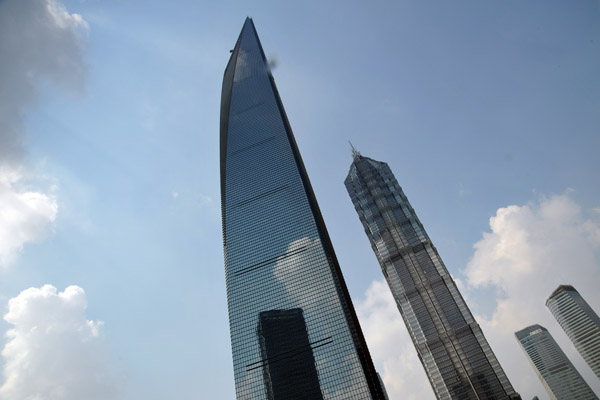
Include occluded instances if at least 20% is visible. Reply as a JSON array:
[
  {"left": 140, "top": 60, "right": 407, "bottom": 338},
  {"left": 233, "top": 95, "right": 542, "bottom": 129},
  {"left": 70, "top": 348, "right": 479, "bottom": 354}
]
[
  {"left": 345, "top": 151, "right": 520, "bottom": 400},
  {"left": 220, "top": 19, "right": 384, "bottom": 399}
]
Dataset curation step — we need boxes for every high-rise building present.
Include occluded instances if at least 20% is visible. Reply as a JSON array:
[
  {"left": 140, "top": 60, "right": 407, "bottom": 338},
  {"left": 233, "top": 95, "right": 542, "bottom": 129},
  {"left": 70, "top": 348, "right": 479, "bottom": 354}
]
[
  {"left": 515, "top": 324, "right": 598, "bottom": 400},
  {"left": 220, "top": 18, "right": 385, "bottom": 399},
  {"left": 344, "top": 151, "right": 520, "bottom": 400},
  {"left": 547, "top": 284, "right": 600, "bottom": 379}
]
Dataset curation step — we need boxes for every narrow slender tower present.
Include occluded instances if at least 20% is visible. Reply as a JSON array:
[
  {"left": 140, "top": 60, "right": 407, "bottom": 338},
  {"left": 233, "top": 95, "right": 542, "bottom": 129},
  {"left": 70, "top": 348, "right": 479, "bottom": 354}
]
[
  {"left": 344, "top": 151, "right": 521, "bottom": 400},
  {"left": 547, "top": 285, "right": 600, "bottom": 379},
  {"left": 515, "top": 324, "right": 598, "bottom": 400},
  {"left": 221, "top": 19, "right": 384, "bottom": 399}
]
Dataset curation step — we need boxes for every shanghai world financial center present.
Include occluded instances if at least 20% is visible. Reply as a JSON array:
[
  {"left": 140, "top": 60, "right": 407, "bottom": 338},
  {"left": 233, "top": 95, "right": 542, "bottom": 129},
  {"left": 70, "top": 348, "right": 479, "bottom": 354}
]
[
  {"left": 220, "top": 18, "right": 385, "bottom": 399},
  {"left": 221, "top": 19, "right": 520, "bottom": 399}
]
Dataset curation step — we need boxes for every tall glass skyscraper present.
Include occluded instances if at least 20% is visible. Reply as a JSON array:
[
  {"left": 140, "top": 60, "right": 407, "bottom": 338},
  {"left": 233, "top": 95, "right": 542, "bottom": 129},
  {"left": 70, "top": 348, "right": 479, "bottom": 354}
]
[
  {"left": 220, "top": 19, "right": 385, "bottom": 399},
  {"left": 547, "top": 285, "right": 600, "bottom": 380},
  {"left": 515, "top": 324, "right": 598, "bottom": 400},
  {"left": 344, "top": 151, "right": 520, "bottom": 400}
]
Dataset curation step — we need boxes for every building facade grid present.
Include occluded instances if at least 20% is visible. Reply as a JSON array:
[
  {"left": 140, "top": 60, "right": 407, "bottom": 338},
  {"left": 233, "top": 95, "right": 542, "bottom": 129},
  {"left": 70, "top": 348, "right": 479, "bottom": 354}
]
[
  {"left": 221, "top": 19, "right": 384, "bottom": 399},
  {"left": 547, "top": 285, "right": 600, "bottom": 380},
  {"left": 515, "top": 324, "right": 598, "bottom": 400},
  {"left": 345, "top": 153, "right": 520, "bottom": 400}
]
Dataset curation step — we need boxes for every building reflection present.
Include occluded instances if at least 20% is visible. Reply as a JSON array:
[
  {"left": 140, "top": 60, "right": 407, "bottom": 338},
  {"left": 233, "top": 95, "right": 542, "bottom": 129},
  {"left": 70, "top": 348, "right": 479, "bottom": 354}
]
[{"left": 257, "top": 309, "right": 323, "bottom": 400}]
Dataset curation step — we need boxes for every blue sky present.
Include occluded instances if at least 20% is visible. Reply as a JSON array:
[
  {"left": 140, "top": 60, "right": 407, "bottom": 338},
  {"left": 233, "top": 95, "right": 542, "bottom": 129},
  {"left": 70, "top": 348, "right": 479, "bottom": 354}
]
[{"left": 0, "top": 1, "right": 599, "bottom": 399}]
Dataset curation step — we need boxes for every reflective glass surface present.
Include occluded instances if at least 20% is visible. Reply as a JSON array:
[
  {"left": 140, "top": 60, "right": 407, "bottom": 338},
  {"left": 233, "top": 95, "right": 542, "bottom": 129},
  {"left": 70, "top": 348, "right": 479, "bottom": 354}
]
[
  {"left": 221, "top": 19, "right": 384, "bottom": 399},
  {"left": 547, "top": 285, "right": 600, "bottom": 380},
  {"left": 345, "top": 154, "right": 520, "bottom": 400},
  {"left": 515, "top": 325, "right": 598, "bottom": 400}
]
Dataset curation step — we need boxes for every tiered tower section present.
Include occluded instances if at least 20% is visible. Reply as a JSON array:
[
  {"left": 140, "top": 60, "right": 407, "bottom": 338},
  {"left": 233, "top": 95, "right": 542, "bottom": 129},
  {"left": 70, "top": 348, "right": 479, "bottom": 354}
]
[{"left": 345, "top": 153, "right": 520, "bottom": 400}]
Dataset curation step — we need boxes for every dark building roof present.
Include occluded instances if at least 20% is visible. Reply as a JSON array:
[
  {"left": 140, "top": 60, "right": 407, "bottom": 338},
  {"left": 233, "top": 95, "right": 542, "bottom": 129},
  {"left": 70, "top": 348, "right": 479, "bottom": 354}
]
[
  {"left": 547, "top": 284, "right": 578, "bottom": 304},
  {"left": 515, "top": 324, "right": 547, "bottom": 340}
]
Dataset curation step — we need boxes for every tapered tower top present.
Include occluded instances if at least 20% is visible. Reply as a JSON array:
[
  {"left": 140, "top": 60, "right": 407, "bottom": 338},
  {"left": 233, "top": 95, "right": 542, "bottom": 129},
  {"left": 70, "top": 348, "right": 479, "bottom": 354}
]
[{"left": 220, "top": 18, "right": 385, "bottom": 399}]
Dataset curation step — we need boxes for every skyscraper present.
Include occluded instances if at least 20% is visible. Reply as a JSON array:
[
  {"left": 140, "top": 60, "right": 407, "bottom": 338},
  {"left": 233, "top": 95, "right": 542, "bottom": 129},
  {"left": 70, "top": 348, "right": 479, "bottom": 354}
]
[
  {"left": 344, "top": 151, "right": 520, "bottom": 400},
  {"left": 220, "top": 19, "right": 385, "bottom": 399},
  {"left": 547, "top": 284, "right": 600, "bottom": 379},
  {"left": 515, "top": 324, "right": 598, "bottom": 400}
]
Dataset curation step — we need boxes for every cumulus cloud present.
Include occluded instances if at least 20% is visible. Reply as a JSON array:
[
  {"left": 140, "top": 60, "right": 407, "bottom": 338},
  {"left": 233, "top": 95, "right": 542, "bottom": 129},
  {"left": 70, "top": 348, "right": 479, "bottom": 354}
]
[
  {"left": 0, "top": 285, "right": 121, "bottom": 400},
  {"left": 356, "top": 192, "right": 600, "bottom": 399},
  {"left": 0, "top": 168, "right": 58, "bottom": 267},
  {"left": 465, "top": 192, "right": 600, "bottom": 398},
  {"left": 356, "top": 280, "right": 433, "bottom": 400},
  {"left": 0, "top": 0, "right": 88, "bottom": 264},
  {"left": 0, "top": 0, "right": 88, "bottom": 166}
]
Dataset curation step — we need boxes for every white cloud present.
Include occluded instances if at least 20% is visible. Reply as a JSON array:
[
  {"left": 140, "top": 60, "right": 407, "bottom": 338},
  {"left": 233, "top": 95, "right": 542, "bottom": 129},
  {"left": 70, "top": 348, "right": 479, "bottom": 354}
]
[
  {"left": 0, "top": 0, "right": 89, "bottom": 264},
  {"left": 356, "top": 280, "right": 434, "bottom": 400},
  {"left": 0, "top": 285, "right": 121, "bottom": 400},
  {"left": 465, "top": 192, "right": 600, "bottom": 398},
  {"left": 0, "top": 0, "right": 88, "bottom": 166},
  {"left": 0, "top": 168, "right": 58, "bottom": 268},
  {"left": 356, "top": 192, "right": 600, "bottom": 399}
]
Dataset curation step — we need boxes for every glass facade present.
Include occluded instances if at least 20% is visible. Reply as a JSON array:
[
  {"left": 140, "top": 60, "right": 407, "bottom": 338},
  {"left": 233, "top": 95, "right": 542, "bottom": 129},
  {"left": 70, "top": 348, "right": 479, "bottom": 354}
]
[
  {"left": 220, "top": 19, "right": 384, "bottom": 399},
  {"left": 515, "top": 324, "right": 598, "bottom": 400},
  {"left": 257, "top": 309, "right": 323, "bottom": 400},
  {"left": 344, "top": 152, "right": 521, "bottom": 400},
  {"left": 547, "top": 285, "right": 600, "bottom": 380}
]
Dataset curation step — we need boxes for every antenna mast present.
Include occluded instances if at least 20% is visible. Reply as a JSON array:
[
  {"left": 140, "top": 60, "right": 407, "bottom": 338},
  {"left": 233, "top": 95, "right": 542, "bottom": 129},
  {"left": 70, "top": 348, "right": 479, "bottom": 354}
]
[{"left": 349, "top": 141, "right": 361, "bottom": 159}]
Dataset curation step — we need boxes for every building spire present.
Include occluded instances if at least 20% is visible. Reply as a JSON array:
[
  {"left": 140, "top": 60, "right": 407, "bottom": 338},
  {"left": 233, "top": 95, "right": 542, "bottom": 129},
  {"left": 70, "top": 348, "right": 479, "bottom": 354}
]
[{"left": 349, "top": 141, "right": 361, "bottom": 160}]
